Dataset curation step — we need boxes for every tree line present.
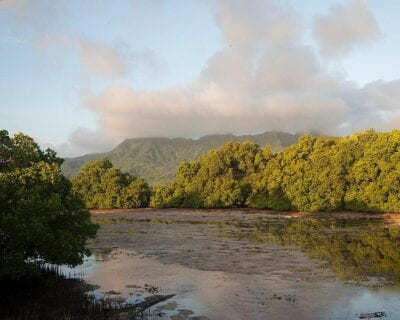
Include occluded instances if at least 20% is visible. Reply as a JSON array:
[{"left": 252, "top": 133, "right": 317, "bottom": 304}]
[{"left": 72, "top": 129, "right": 400, "bottom": 213}]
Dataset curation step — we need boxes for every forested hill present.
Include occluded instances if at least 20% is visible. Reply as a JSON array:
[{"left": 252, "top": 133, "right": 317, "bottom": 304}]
[{"left": 61, "top": 131, "right": 300, "bottom": 184}]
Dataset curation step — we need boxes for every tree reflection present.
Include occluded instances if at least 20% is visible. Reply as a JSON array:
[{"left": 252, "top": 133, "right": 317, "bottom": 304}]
[{"left": 227, "top": 218, "right": 400, "bottom": 281}]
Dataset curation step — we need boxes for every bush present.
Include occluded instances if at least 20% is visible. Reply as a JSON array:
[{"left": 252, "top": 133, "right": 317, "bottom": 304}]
[{"left": 72, "top": 158, "right": 151, "bottom": 209}]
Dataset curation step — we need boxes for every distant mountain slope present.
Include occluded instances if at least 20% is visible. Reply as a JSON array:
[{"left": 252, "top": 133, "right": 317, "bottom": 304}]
[{"left": 61, "top": 131, "right": 300, "bottom": 185}]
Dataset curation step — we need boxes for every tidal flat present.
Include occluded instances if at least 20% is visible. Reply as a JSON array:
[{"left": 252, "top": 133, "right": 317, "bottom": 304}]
[
  {"left": 5, "top": 209, "right": 400, "bottom": 319},
  {"left": 80, "top": 209, "right": 400, "bottom": 319}
]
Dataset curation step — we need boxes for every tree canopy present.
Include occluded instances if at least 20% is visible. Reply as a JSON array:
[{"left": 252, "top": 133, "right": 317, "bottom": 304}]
[
  {"left": 0, "top": 130, "right": 98, "bottom": 277},
  {"left": 61, "top": 131, "right": 299, "bottom": 185},
  {"left": 151, "top": 129, "right": 400, "bottom": 212},
  {"left": 68, "top": 129, "right": 400, "bottom": 212},
  {"left": 72, "top": 158, "right": 151, "bottom": 209},
  {"left": 150, "top": 141, "right": 259, "bottom": 208}
]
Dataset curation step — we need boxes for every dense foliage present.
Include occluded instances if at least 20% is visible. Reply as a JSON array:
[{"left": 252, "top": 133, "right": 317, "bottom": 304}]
[
  {"left": 150, "top": 141, "right": 259, "bottom": 208},
  {"left": 62, "top": 131, "right": 299, "bottom": 184},
  {"left": 0, "top": 130, "right": 98, "bottom": 277},
  {"left": 72, "top": 158, "right": 151, "bottom": 209},
  {"left": 151, "top": 130, "right": 400, "bottom": 212}
]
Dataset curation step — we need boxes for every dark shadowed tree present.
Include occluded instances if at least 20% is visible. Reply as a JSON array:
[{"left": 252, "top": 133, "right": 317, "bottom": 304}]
[{"left": 0, "top": 130, "right": 98, "bottom": 278}]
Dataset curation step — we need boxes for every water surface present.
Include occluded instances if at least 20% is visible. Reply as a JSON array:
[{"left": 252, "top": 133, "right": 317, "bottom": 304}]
[{"left": 61, "top": 210, "right": 400, "bottom": 319}]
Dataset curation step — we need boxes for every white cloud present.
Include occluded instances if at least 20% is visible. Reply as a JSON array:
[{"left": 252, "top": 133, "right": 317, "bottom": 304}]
[
  {"left": 79, "top": 40, "right": 128, "bottom": 77},
  {"left": 38, "top": 37, "right": 167, "bottom": 79},
  {"left": 4, "top": 0, "right": 399, "bottom": 156},
  {"left": 55, "top": 127, "right": 117, "bottom": 157},
  {"left": 80, "top": 43, "right": 168, "bottom": 79},
  {"left": 362, "top": 80, "right": 400, "bottom": 111},
  {"left": 81, "top": 0, "right": 400, "bottom": 143},
  {"left": 313, "top": 0, "right": 382, "bottom": 57}
]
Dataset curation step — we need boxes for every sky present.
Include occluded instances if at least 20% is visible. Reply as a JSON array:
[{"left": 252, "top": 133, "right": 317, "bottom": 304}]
[{"left": 1, "top": 0, "right": 400, "bottom": 157}]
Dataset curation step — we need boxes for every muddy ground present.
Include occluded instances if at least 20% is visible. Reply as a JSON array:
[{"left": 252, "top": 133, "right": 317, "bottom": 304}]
[
  {"left": 89, "top": 209, "right": 333, "bottom": 278},
  {"left": 84, "top": 209, "right": 400, "bottom": 319}
]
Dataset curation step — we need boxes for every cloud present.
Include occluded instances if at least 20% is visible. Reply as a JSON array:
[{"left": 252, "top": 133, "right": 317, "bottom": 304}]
[
  {"left": 212, "top": 0, "right": 302, "bottom": 49},
  {"left": 4, "top": 0, "right": 399, "bottom": 156},
  {"left": 81, "top": 43, "right": 167, "bottom": 77},
  {"left": 55, "top": 127, "right": 117, "bottom": 157},
  {"left": 38, "top": 35, "right": 167, "bottom": 79},
  {"left": 2, "top": 1, "right": 166, "bottom": 79},
  {"left": 79, "top": 39, "right": 128, "bottom": 77},
  {"left": 0, "top": 0, "right": 67, "bottom": 33},
  {"left": 82, "top": 0, "right": 400, "bottom": 142},
  {"left": 362, "top": 80, "right": 400, "bottom": 111},
  {"left": 313, "top": 0, "right": 382, "bottom": 57}
]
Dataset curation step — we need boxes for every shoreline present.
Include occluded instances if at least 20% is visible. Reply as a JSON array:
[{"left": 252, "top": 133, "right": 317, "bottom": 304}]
[{"left": 90, "top": 207, "right": 400, "bottom": 220}]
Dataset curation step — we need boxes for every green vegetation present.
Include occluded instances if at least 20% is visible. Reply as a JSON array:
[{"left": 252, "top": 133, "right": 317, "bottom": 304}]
[
  {"left": 62, "top": 131, "right": 299, "bottom": 184},
  {"left": 219, "top": 217, "right": 400, "bottom": 281},
  {"left": 150, "top": 141, "right": 259, "bottom": 208},
  {"left": 152, "top": 129, "right": 400, "bottom": 212},
  {"left": 71, "top": 158, "right": 151, "bottom": 209},
  {"left": 281, "top": 219, "right": 400, "bottom": 280},
  {"left": 0, "top": 130, "right": 98, "bottom": 277},
  {"left": 66, "top": 129, "right": 400, "bottom": 212}
]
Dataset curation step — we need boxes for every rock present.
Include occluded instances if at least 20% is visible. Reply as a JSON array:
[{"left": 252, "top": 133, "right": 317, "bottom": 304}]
[
  {"left": 358, "top": 311, "right": 386, "bottom": 319},
  {"left": 103, "top": 290, "right": 122, "bottom": 295}
]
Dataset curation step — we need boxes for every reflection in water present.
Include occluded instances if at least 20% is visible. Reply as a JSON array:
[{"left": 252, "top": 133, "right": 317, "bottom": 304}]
[
  {"left": 283, "top": 219, "right": 400, "bottom": 281},
  {"left": 222, "top": 218, "right": 400, "bottom": 282},
  {"left": 0, "top": 270, "right": 105, "bottom": 319},
  {"left": 58, "top": 247, "right": 400, "bottom": 320},
  {"left": 3, "top": 216, "right": 400, "bottom": 319},
  {"left": 57, "top": 217, "right": 400, "bottom": 319}
]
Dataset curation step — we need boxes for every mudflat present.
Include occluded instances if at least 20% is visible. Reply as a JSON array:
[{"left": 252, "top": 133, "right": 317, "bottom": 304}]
[{"left": 78, "top": 209, "right": 400, "bottom": 319}]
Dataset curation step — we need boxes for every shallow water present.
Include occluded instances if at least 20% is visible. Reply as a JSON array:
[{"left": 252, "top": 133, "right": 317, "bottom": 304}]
[
  {"left": 58, "top": 211, "right": 400, "bottom": 319},
  {"left": 61, "top": 248, "right": 400, "bottom": 320}
]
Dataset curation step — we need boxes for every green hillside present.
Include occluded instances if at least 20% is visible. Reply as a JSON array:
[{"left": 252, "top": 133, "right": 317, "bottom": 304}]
[{"left": 61, "top": 131, "right": 300, "bottom": 184}]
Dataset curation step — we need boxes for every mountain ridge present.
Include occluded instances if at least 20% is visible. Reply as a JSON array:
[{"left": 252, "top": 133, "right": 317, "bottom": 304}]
[{"left": 61, "top": 131, "right": 301, "bottom": 184}]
